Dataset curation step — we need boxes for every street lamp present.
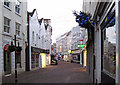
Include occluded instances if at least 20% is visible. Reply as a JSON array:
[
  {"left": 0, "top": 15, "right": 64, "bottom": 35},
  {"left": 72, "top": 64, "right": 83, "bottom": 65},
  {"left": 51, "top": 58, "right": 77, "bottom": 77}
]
[{"left": 9, "top": 35, "right": 22, "bottom": 83}]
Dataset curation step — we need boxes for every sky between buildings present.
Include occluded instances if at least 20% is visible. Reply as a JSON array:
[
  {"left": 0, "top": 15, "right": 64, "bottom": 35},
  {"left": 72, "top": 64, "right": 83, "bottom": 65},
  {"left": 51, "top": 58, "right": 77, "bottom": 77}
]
[{"left": 27, "top": 0, "right": 83, "bottom": 43}]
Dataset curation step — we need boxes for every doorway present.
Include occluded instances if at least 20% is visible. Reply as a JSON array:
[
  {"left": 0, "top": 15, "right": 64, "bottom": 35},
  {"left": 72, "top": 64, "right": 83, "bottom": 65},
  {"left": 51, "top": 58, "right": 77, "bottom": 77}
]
[{"left": 3, "top": 44, "right": 11, "bottom": 75}]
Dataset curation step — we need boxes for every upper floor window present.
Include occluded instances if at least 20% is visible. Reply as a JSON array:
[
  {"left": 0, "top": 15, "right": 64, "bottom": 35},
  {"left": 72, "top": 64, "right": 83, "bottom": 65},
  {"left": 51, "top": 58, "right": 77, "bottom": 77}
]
[
  {"left": 32, "top": 31, "right": 34, "bottom": 42},
  {"left": 4, "top": 17, "right": 10, "bottom": 33},
  {"left": 16, "top": 23, "right": 21, "bottom": 36},
  {"left": 15, "top": 0, "right": 21, "bottom": 14},
  {"left": 36, "top": 34, "right": 38, "bottom": 43},
  {"left": 4, "top": 0, "right": 10, "bottom": 8}
]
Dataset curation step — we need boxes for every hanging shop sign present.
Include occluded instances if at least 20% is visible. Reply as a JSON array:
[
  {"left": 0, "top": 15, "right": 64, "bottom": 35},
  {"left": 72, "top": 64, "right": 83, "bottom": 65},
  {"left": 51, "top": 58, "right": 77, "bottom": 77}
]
[
  {"left": 4, "top": 44, "right": 10, "bottom": 51},
  {"left": 78, "top": 44, "right": 85, "bottom": 48},
  {"left": 80, "top": 39, "right": 83, "bottom": 41}
]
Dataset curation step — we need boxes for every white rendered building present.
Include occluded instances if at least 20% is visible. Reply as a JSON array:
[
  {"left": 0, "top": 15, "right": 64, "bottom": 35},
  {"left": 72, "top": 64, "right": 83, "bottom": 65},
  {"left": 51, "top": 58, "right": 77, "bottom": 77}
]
[
  {"left": 1, "top": 0, "right": 27, "bottom": 79},
  {"left": 27, "top": 9, "right": 52, "bottom": 69}
]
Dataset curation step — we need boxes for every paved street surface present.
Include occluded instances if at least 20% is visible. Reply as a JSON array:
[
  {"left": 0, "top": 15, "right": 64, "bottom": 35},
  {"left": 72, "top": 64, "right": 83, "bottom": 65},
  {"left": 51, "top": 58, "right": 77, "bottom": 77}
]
[{"left": 2, "top": 61, "right": 92, "bottom": 83}]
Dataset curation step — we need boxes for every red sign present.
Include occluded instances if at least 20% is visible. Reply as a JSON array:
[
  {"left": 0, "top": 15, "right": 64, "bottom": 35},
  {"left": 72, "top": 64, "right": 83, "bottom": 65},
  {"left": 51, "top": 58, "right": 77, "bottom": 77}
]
[
  {"left": 51, "top": 48, "right": 54, "bottom": 50},
  {"left": 80, "top": 39, "right": 83, "bottom": 41},
  {"left": 4, "top": 44, "right": 10, "bottom": 51}
]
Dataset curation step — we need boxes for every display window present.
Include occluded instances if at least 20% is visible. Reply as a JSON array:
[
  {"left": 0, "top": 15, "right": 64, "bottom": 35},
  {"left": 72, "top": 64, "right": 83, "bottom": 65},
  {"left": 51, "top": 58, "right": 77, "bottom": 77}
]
[
  {"left": 3, "top": 44, "right": 11, "bottom": 75},
  {"left": 36, "top": 54, "right": 39, "bottom": 67},
  {"left": 102, "top": 13, "right": 116, "bottom": 78},
  {"left": 31, "top": 54, "right": 35, "bottom": 68},
  {"left": 31, "top": 53, "right": 39, "bottom": 68}
]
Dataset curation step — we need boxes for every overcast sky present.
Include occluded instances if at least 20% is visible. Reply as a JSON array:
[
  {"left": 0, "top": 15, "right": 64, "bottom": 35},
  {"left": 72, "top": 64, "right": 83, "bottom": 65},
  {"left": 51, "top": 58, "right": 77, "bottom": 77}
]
[{"left": 27, "top": 0, "right": 83, "bottom": 43}]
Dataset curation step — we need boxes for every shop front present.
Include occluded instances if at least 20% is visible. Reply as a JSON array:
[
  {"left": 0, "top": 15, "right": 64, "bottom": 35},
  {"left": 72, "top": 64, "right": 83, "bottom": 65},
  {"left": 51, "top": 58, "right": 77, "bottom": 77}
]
[
  {"left": 3, "top": 44, "right": 11, "bottom": 75},
  {"left": 40, "top": 53, "right": 46, "bottom": 68},
  {"left": 40, "top": 49, "right": 50, "bottom": 68},
  {"left": 31, "top": 47, "right": 40, "bottom": 69},
  {"left": 3, "top": 43, "right": 22, "bottom": 75},
  {"left": 71, "top": 49, "right": 80, "bottom": 63},
  {"left": 100, "top": 4, "right": 116, "bottom": 83},
  {"left": 46, "top": 54, "right": 51, "bottom": 65},
  {"left": 81, "top": 44, "right": 87, "bottom": 67}
]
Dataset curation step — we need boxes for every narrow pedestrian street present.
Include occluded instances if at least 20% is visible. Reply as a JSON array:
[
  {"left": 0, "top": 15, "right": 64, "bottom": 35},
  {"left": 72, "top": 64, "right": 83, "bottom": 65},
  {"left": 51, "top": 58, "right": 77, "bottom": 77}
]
[
  {"left": 3, "top": 61, "right": 92, "bottom": 83},
  {"left": 1, "top": 1, "right": 120, "bottom": 84}
]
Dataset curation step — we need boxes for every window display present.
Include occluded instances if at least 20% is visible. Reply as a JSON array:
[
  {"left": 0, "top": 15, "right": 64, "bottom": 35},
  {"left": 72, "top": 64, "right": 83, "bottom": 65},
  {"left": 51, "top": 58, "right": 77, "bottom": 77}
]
[
  {"left": 36, "top": 54, "right": 39, "bottom": 67},
  {"left": 103, "top": 16, "right": 116, "bottom": 77},
  {"left": 31, "top": 53, "right": 39, "bottom": 68},
  {"left": 31, "top": 54, "right": 35, "bottom": 68}
]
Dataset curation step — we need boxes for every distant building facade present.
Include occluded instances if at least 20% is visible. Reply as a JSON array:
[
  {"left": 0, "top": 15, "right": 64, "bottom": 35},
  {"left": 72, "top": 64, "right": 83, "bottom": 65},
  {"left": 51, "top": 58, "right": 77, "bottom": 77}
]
[
  {"left": 56, "top": 32, "right": 68, "bottom": 61},
  {"left": 56, "top": 26, "right": 88, "bottom": 63}
]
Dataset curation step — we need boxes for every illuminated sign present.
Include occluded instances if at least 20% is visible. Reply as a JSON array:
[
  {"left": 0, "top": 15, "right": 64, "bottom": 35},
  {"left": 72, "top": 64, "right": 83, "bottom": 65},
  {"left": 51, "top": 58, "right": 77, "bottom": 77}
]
[
  {"left": 68, "top": 50, "right": 73, "bottom": 54},
  {"left": 78, "top": 44, "right": 85, "bottom": 48}
]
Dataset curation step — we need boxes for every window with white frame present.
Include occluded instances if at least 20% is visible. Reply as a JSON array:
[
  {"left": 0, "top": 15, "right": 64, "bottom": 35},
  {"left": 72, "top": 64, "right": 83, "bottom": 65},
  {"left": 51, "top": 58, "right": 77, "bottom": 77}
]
[
  {"left": 16, "top": 23, "right": 21, "bottom": 36},
  {"left": 15, "top": 0, "right": 21, "bottom": 14},
  {"left": 4, "top": 0, "right": 10, "bottom": 8},
  {"left": 4, "top": 17, "right": 10, "bottom": 33}
]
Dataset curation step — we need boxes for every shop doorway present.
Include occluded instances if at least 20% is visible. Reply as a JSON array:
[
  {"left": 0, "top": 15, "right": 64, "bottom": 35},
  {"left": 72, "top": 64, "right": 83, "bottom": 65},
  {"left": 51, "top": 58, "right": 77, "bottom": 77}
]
[{"left": 3, "top": 44, "right": 11, "bottom": 75}]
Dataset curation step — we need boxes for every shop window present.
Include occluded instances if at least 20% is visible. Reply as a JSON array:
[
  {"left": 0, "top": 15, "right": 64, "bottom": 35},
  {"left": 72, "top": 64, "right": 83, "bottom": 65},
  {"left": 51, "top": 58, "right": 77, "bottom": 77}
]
[
  {"left": 36, "top": 54, "right": 39, "bottom": 67},
  {"left": 31, "top": 54, "right": 35, "bottom": 68},
  {"left": 31, "top": 53, "right": 39, "bottom": 68},
  {"left": 103, "top": 16, "right": 116, "bottom": 78},
  {"left": 3, "top": 44, "right": 11, "bottom": 75}
]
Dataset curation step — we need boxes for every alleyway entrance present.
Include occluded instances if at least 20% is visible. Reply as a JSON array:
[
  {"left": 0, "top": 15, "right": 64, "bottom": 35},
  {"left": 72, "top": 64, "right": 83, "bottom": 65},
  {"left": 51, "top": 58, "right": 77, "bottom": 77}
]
[{"left": 3, "top": 61, "right": 92, "bottom": 83}]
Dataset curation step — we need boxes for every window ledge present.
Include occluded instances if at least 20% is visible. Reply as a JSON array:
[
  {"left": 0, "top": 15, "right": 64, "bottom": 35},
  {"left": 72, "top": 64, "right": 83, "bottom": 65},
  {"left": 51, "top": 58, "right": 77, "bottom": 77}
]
[
  {"left": 2, "top": 32, "right": 12, "bottom": 37},
  {"left": 4, "top": 5, "right": 11, "bottom": 11},
  {"left": 16, "top": 35, "right": 22, "bottom": 40},
  {"left": 15, "top": 12, "right": 21, "bottom": 17}
]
